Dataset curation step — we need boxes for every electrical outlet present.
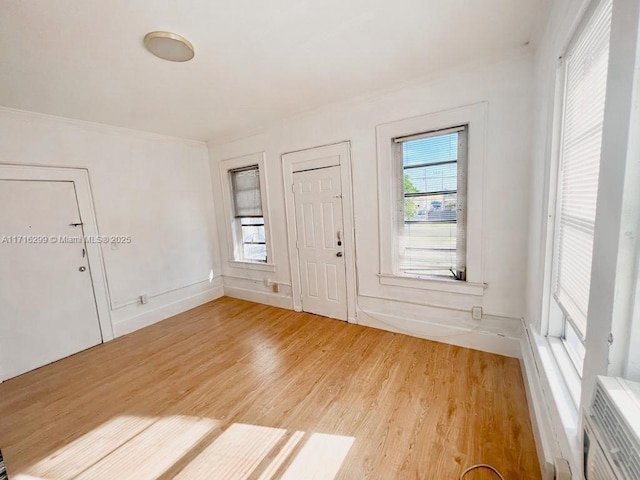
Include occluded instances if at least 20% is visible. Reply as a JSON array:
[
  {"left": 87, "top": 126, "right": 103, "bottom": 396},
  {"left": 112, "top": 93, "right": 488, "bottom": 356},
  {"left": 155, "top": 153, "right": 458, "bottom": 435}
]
[
  {"left": 140, "top": 294, "right": 148, "bottom": 305},
  {"left": 472, "top": 306, "right": 482, "bottom": 320},
  {"left": 272, "top": 283, "right": 279, "bottom": 293}
]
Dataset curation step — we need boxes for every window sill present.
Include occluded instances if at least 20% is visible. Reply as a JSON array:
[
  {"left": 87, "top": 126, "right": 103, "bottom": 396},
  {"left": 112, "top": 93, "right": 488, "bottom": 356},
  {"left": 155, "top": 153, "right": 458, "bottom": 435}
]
[
  {"left": 228, "top": 260, "right": 276, "bottom": 272},
  {"left": 529, "top": 329, "right": 581, "bottom": 468},
  {"left": 377, "top": 273, "right": 485, "bottom": 296},
  {"left": 548, "top": 336, "right": 582, "bottom": 407}
]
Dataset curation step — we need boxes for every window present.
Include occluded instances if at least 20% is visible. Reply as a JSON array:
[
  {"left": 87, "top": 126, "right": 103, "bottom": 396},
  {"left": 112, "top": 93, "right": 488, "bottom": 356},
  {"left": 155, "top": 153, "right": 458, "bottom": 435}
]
[
  {"left": 376, "top": 103, "right": 486, "bottom": 295},
  {"left": 230, "top": 165, "right": 267, "bottom": 263},
  {"left": 395, "top": 126, "right": 468, "bottom": 280},
  {"left": 220, "top": 152, "right": 273, "bottom": 270},
  {"left": 549, "top": 0, "right": 612, "bottom": 375}
]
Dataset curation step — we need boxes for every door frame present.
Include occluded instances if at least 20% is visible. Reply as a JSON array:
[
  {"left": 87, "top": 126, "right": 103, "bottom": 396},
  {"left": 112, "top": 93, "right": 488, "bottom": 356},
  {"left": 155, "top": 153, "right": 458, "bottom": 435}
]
[
  {"left": 281, "top": 142, "right": 357, "bottom": 323},
  {"left": 0, "top": 164, "right": 114, "bottom": 341}
]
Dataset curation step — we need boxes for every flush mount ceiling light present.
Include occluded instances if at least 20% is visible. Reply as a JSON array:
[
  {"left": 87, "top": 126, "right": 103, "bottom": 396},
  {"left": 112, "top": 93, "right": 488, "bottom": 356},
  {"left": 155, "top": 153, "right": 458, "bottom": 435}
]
[{"left": 144, "top": 31, "right": 194, "bottom": 62}]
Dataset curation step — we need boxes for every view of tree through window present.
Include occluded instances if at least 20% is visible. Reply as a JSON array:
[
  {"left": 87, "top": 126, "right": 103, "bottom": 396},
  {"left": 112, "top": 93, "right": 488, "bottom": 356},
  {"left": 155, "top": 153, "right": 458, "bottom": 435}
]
[{"left": 398, "top": 127, "right": 467, "bottom": 279}]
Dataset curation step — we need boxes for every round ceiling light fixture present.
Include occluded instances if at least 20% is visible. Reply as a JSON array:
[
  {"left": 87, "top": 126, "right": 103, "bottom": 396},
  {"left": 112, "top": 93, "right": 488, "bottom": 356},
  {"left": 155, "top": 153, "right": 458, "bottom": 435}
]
[{"left": 144, "top": 31, "right": 194, "bottom": 62}]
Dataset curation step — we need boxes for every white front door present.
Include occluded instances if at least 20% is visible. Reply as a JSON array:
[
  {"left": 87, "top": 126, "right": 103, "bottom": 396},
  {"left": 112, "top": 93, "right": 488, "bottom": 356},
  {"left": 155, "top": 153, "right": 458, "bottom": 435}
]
[
  {"left": 0, "top": 180, "right": 102, "bottom": 380},
  {"left": 293, "top": 166, "right": 347, "bottom": 320}
]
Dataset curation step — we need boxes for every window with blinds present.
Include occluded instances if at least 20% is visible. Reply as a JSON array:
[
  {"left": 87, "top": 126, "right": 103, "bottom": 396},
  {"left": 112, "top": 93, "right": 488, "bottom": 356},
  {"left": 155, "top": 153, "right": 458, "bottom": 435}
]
[
  {"left": 395, "top": 126, "right": 467, "bottom": 279},
  {"left": 229, "top": 165, "right": 267, "bottom": 262},
  {"left": 553, "top": 0, "right": 612, "bottom": 339}
]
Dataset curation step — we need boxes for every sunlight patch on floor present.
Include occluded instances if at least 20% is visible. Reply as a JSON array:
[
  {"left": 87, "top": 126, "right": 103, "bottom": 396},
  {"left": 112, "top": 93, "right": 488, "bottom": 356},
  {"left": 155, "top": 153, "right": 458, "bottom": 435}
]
[
  {"left": 173, "top": 423, "right": 285, "bottom": 479},
  {"left": 257, "top": 430, "right": 305, "bottom": 480},
  {"left": 279, "top": 433, "right": 355, "bottom": 480},
  {"left": 13, "top": 416, "right": 355, "bottom": 480},
  {"left": 17, "top": 415, "right": 159, "bottom": 479},
  {"left": 74, "top": 415, "right": 219, "bottom": 479}
]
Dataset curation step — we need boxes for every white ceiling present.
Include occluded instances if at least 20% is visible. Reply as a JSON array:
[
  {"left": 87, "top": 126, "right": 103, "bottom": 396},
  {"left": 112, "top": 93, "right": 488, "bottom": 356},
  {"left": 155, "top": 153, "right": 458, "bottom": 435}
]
[{"left": 0, "top": 0, "right": 547, "bottom": 141}]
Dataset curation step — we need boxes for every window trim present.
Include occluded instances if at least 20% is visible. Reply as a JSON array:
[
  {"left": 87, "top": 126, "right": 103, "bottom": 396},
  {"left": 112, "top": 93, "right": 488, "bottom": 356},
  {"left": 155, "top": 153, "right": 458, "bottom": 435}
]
[
  {"left": 376, "top": 103, "right": 487, "bottom": 294},
  {"left": 395, "top": 125, "right": 468, "bottom": 280},
  {"left": 219, "top": 152, "right": 275, "bottom": 269},
  {"left": 229, "top": 165, "right": 267, "bottom": 263},
  {"left": 378, "top": 273, "right": 485, "bottom": 295},
  {"left": 542, "top": 0, "right": 613, "bottom": 382}
]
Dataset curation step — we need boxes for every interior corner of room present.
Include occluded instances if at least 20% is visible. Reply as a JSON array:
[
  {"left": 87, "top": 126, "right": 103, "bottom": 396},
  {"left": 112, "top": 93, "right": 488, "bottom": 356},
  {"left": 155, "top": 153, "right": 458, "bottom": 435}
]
[{"left": 1, "top": 0, "right": 640, "bottom": 479}]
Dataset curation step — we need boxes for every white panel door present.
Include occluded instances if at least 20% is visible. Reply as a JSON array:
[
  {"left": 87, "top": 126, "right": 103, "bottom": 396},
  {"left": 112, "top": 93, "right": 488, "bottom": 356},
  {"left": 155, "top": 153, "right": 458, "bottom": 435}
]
[
  {"left": 293, "top": 166, "right": 347, "bottom": 320},
  {"left": 0, "top": 180, "right": 102, "bottom": 380}
]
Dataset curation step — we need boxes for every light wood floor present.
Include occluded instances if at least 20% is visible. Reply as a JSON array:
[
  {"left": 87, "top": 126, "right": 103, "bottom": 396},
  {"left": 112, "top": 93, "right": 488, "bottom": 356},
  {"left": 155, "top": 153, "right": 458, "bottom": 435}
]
[{"left": 0, "top": 297, "right": 540, "bottom": 479}]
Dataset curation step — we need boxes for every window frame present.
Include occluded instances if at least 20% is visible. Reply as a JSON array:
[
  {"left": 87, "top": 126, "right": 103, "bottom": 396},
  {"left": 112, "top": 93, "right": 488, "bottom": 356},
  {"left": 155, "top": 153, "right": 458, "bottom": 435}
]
[
  {"left": 229, "top": 165, "right": 267, "bottom": 263},
  {"left": 219, "top": 152, "right": 275, "bottom": 271},
  {"left": 376, "top": 103, "right": 487, "bottom": 296},
  {"left": 543, "top": 0, "right": 613, "bottom": 386},
  {"left": 395, "top": 125, "right": 468, "bottom": 280}
]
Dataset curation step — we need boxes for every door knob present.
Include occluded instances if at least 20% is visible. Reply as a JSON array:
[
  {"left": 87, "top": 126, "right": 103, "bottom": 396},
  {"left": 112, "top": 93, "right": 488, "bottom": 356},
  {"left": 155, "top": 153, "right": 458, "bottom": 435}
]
[
  {"left": 336, "top": 252, "right": 343, "bottom": 257},
  {"left": 79, "top": 266, "right": 86, "bottom": 272}
]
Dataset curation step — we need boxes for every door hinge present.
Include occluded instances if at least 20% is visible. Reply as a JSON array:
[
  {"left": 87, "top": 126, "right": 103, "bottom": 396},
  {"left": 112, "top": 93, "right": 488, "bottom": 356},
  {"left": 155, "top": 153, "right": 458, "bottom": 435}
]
[
  {"left": 295, "top": 240, "right": 299, "bottom": 249},
  {"left": 608, "top": 332, "right": 614, "bottom": 346}
]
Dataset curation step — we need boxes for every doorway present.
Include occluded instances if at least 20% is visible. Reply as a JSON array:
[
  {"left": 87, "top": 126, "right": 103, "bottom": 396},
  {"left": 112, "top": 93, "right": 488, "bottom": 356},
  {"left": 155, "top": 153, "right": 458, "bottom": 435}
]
[
  {"left": 0, "top": 166, "right": 111, "bottom": 381},
  {"left": 282, "top": 142, "right": 356, "bottom": 322},
  {"left": 293, "top": 166, "right": 347, "bottom": 320}
]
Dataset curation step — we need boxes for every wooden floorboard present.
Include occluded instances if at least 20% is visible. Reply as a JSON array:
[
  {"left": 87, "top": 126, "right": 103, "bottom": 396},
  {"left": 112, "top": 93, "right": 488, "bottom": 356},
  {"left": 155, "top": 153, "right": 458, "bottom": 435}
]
[{"left": 0, "top": 297, "right": 540, "bottom": 479}]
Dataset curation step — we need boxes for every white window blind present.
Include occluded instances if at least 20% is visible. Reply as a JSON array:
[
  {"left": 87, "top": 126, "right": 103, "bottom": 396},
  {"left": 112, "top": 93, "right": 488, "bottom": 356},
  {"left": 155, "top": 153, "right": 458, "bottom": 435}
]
[
  {"left": 230, "top": 165, "right": 263, "bottom": 218},
  {"left": 554, "top": 0, "right": 612, "bottom": 337},
  {"left": 395, "top": 126, "right": 467, "bottom": 279},
  {"left": 230, "top": 165, "right": 267, "bottom": 262}
]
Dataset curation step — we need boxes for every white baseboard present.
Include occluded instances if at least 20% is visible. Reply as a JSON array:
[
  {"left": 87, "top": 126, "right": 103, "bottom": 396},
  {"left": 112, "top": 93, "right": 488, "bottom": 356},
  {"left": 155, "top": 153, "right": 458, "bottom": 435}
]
[
  {"left": 355, "top": 295, "right": 523, "bottom": 358},
  {"left": 520, "top": 328, "right": 559, "bottom": 479},
  {"left": 112, "top": 285, "right": 224, "bottom": 337},
  {"left": 357, "top": 308, "right": 521, "bottom": 358},
  {"left": 221, "top": 280, "right": 521, "bottom": 357},
  {"left": 224, "top": 285, "right": 293, "bottom": 310}
]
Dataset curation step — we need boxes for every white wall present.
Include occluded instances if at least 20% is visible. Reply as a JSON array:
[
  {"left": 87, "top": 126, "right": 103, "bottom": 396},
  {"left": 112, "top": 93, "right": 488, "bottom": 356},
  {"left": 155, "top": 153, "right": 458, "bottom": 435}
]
[
  {"left": 0, "top": 107, "right": 223, "bottom": 336},
  {"left": 209, "top": 50, "right": 534, "bottom": 357}
]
